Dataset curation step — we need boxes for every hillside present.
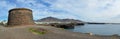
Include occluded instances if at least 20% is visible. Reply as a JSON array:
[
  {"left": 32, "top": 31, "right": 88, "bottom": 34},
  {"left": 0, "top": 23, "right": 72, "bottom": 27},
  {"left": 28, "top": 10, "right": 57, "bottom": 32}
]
[{"left": 35, "top": 17, "right": 83, "bottom": 23}]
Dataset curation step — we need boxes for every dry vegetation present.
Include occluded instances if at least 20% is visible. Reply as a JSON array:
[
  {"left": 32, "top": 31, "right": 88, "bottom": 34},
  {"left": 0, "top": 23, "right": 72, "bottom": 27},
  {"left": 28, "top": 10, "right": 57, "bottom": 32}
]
[{"left": 29, "top": 28, "right": 47, "bottom": 35}]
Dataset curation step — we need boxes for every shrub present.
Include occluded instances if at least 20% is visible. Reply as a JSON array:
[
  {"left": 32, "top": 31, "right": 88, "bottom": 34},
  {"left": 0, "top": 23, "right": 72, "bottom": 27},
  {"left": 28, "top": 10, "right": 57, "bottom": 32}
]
[{"left": 29, "top": 28, "right": 47, "bottom": 35}]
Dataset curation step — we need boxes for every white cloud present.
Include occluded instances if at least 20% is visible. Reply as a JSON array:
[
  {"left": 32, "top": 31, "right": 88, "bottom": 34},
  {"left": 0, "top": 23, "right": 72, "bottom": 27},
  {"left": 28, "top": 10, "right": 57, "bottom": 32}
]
[
  {"left": 0, "top": 0, "right": 16, "bottom": 20},
  {"left": 0, "top": 1, "right": 16, "bottom": 9},
  {"left": 1, "top": 0, "right": 120, "bottom": 22},
  {"left": 47, "top": 0, "right": 120, "bottom": 22}
]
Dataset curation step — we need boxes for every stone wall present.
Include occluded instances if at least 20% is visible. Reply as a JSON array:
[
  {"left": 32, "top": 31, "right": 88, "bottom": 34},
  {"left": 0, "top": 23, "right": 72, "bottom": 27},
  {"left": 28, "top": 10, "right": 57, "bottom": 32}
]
[{"left": 7, "top": 8, "right": 35, "bottom": 26}]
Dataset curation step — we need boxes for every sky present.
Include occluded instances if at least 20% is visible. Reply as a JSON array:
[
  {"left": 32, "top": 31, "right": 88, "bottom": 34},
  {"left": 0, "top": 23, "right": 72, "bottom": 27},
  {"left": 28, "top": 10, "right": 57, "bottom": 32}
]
[{"left": 0, "top": 0, "right": 120, "bottom": 23}]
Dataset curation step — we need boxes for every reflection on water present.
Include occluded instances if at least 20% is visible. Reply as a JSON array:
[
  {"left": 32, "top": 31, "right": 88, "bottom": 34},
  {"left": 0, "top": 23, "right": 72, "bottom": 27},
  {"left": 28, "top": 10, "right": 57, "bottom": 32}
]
[{"left": 67, "top": 24, "right": 120, "bottom": 35}]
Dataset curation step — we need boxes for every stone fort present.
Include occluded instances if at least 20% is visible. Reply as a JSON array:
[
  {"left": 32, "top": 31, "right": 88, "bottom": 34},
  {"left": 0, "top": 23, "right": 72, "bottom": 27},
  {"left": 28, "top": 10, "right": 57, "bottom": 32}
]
[{"left": 7, "top": 8, "right": 35, "bottom": 26}]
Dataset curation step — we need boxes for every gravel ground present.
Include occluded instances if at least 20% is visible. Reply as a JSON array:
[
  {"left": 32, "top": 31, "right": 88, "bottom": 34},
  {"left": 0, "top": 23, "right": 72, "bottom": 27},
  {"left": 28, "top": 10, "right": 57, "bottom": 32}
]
[{"left": 0, "top": 25, "right": 120, "bottom": 39}]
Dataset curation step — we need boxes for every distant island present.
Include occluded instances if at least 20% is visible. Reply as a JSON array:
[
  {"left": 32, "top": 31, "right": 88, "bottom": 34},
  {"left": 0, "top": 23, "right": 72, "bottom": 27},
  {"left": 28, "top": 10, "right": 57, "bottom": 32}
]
[{"left": 86, "top": 22, "right": 107, "bottom": 24}]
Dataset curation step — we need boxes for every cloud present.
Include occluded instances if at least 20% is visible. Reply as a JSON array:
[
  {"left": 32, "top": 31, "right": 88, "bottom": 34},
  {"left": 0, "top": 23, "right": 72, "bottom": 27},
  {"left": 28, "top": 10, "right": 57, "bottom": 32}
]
[
  {"left": 48, "top": 0, "right": 120, "bottom": 22},
  {"left": 0, "top": 0, "right": 16, "bottom": 20},
  {"left": 1, "top": 0, "right": 120, "bottom": 22}
]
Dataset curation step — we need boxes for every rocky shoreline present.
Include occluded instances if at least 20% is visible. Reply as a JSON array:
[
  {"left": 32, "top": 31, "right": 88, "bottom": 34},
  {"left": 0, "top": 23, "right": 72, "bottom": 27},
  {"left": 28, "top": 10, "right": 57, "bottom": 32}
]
[
  {"left": 37, "top": 25, "right": 120, "bottom": 39},
  {"left": 37, "top": 23, "right": 84, "bottom": 29}
]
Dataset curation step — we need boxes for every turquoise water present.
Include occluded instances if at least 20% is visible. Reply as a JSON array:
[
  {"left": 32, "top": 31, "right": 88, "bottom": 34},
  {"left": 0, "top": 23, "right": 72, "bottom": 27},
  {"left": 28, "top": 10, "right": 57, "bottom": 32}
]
[{"left": 67, "top": 24, "right": 120, "bottom": 36}]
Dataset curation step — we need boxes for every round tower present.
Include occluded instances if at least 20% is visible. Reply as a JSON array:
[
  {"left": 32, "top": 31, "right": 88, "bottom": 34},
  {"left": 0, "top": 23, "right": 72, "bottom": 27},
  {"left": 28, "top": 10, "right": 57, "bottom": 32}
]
[{"left": 7, "top": 8, "right": 35, "bottom": 26}]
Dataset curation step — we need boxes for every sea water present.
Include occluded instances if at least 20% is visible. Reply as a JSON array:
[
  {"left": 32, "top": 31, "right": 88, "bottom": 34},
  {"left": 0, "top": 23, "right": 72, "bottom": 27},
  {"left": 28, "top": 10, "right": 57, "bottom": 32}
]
[{"left": 67, "top": 24, "right": 120, "bottom": 36}]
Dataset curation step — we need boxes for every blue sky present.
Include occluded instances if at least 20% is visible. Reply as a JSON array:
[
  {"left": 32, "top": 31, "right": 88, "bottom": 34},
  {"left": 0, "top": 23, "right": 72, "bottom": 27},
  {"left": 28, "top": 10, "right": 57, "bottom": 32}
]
[{"left": 0, "top": 0, "right": 120, "bottom": 23}]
